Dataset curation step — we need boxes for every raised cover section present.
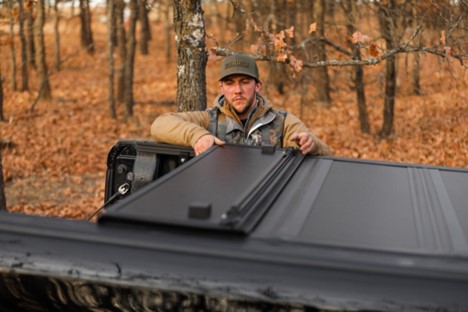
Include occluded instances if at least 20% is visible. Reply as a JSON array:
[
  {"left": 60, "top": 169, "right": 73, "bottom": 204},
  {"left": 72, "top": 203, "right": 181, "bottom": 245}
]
[{"left": 100, "top": 144, "right": 303, "bottom": 233}]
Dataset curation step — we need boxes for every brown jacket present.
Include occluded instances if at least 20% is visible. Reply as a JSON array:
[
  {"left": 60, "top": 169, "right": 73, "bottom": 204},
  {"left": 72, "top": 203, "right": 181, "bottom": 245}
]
[{"left": 151, "top": 94, "right": 331, "bottom": 156}]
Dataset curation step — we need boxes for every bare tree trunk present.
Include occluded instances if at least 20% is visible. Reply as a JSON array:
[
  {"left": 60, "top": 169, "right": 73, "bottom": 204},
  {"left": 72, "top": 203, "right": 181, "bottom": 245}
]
[
  {"left": 268, "top": 0, "right": 288, "bottom": 95},
  {"left": 412, "top": 52, "right": 421, "bottom": 95},
  {"left": 116, "top": 0, "right": 127, "bottom": 103},
  {"left": 108, "top": 0, "right": 116, "bottom": 119},
  {"left": 53, "top": 0, "right": 62, "bottom": 71},
  {"left": 33, "top": 0, "right": 52, "bottom": 103},
  {"left": 8, "top": 0, "right": 17, "bottom": 91},
  {"left": 109, "top": 0, "right": 118, "bottom": 46},
  {"left": 343, "top": 0, "right": 369, "bottom": 133},
  {"left": 173, "top": 0, "right": 207, "bottom": 112},
  {"left": 124, "top": 0, "right": 138, "bottom": 118},
  {"left": 0, "top": 67, "right": 5, "bottom": 121},
  {"left": 0, "top": 149, "right": 7, "bottom": 211},
  {"left": 18, "top": 0, "right": 29, "bottom": 91},
  {"left": 298, "top": 0, "right": 306, "bottom": 38},
  {"left": 138, "top": 0, "right": 151, "bottom": 55},
  {"left": 288, "top": 0, "right": 297, "bottom": 45},
  {"left": 165, "top": 0, "right": 172, "bottom": 63},
  {"left": 248, "top": 0, "right": 260, "bottom": 43},
  {"left": 26, "top": 5, "right": 36, "bottom": 70},
  {"left": 327, "top": 0, "right": 335, "bottom": 21},
  {"left": 380, "top": 55, "right": 396, "bottom": 137},
  {"left": 314, "top": 0, "right": 331, "bottom": 106},
  {"left": 412, "top": 7, "right": 421, "bottom": 96},
  {"left": 308, "top": 0, "right": 315, "bottom": 24},
  {"left": 234, "top": 0, "right": 245, "bottom": 34},
  {"left": 378, "top": 1, "right": 397, "bottom": 137},
  {"left": 79, "top": 0, "right": 95, "bottom": 53},
  {"left": 354, "top": 58, "right": 369, "bottom": 132},
  {"left": 224, "top": 0, "right": 230, "bottom": 36}
]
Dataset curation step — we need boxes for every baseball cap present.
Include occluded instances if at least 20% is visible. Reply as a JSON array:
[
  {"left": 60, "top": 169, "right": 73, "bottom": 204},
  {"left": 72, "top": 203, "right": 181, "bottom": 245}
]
[{"left": 219, "top": 54, "right": 259, "bottom": 81}]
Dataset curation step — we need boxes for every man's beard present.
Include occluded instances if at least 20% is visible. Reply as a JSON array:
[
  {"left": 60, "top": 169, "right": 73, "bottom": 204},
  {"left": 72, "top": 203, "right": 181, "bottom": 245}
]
[{"left": 229, "top": 97, "right": 255, "bottom": 116}]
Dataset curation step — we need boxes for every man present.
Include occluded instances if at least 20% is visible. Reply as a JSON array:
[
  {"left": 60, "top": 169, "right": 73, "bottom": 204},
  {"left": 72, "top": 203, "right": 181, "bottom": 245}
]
[{"left": 151, "top": 54, "right": 331, "bottom": 156}]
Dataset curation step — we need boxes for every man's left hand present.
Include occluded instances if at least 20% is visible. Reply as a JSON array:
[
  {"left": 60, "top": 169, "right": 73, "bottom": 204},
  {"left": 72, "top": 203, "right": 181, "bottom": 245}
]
[{"left": 290, "top": 132, "right": 315, "bottom": 155}]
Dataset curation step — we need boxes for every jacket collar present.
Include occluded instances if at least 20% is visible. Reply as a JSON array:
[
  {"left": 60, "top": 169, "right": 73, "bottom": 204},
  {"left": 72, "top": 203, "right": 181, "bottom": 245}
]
[
  {"left": 213, "top": 94, "right": 271, "bottom": 123},
  {"left": 213, "top": 94, "right": 276, "bottom": 134}
]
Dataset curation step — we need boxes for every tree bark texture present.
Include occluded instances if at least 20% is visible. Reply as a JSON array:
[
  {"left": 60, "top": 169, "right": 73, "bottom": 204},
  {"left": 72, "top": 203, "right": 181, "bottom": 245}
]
[
  {"left": 412, "top": 52, "right": 421, "bottom": 96},
  {"left": 33, "top": 0, "right": 52, "bottom": 102},
  {"left": 165, "top": 0, "right": 172, "bottom": 63},
  {"left": 138, "top": 0, "right": 151, "bottom": 55},
  {"left": 412, "top": 8, "right": 421, "bottom": 96},
  {"left": 288, "top": 0, "right": 297, "bottom": 46},
  {"left": 0, "top": 149, "right": 7, "bottom": 211},
  {"left": 381, "top": 55, "right": 396, "bottom": 137},
  {"left": 173, "top": 0, "right": 207, "bottom": 112},
  {"left": 53, "top": 0, "right": 61, "bottom": 71},
  {"left": 343, "top": 0, "right": 369, "bottom": 133},
  {"left": 8, "top": 0, "right": 17, "bottom": 91},
  {"left": 268, "top": 0, "right": 288, "bottom": 95},
  {"left": 314, "top": 0, "right": 331, "bottom": 106},
  {"left": 378, "top": 1, "right": 398, "bottom": 137},
  {"left": 79, "top": 0, "right": 95, "bottom": 53},
  {"left": 115, "top": 0, "right": 127, "bottom": 103},
  {"left": 18, "top": 0, "right": 29, "bottom": 91},
  {"left": 108, "top": 0, "right": 116, "bottom": 119},
  {"left": 124, "top": 0, "right": 138, "bottom": 117},
  {"left": 26, "top": 6, "right": 36, "bottom": 69},
  {"left": 109, "top": 0, "right": 118, "bottom": 47},
  {"left": 0, "top": 67, "right": 4, "bottom": 121}
]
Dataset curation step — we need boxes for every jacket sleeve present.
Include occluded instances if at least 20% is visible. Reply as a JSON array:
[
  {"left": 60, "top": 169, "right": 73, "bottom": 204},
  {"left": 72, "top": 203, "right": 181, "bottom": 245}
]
[
  {"left": 282, "top": 113, "right": 332, "bottom": 156},
  {"left": 151, "top": 111, "right": 212, "bottom": 147}
]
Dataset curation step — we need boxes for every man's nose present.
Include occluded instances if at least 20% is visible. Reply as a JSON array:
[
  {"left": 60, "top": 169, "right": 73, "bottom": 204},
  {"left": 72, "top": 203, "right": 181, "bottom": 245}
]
[{"left": 233, "top": 82, "right": 242, "bottom": 93}]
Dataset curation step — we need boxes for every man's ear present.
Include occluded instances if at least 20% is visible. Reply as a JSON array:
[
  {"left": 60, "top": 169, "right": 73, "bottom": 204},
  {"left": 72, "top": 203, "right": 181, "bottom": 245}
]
[{"left": 255, "top": 81, "right": 263, "bottom": 93}]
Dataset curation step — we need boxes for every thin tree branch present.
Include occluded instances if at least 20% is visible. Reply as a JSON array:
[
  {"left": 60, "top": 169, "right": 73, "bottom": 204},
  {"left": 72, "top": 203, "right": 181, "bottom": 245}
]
[
  {"left": 318, "top": 37, "right": 353, "bottom": 56},
  {"left": 402, "top": 22, "right": 424, "bottom": 49},
  {"left": 446, "top": 15, "right": 464, "bottom": 46},
  {"left": 212, "top": 45, "right": 467, "bottom": 68}
]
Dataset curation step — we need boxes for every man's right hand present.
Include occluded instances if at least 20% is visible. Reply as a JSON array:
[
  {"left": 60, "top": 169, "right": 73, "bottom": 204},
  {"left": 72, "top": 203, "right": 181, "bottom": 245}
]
[{"left": 194, "top": 134, "right": 225, "bottom": 156}]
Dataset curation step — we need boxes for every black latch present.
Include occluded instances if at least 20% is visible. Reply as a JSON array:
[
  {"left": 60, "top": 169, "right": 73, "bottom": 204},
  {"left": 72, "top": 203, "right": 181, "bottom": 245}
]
[
  {"left": 188, "top": 202, "right": 212, "bottom": 219},
  {"left": 261, "top": 143, "right": 275, "bottom": 154}
]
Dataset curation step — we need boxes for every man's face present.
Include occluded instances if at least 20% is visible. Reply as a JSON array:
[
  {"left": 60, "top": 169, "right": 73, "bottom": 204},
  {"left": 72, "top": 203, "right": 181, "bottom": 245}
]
[{"left": 220, "top": 74, "right": 262, "bottom": 120}]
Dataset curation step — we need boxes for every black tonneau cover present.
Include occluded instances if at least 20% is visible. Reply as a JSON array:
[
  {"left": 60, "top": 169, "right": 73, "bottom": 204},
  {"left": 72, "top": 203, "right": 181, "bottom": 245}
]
[{"left": 1, "top": 143, "right": 467, "bottom": 311}]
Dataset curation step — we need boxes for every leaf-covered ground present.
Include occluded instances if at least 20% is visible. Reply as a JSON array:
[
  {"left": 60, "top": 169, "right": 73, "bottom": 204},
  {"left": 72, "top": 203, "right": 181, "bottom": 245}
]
[{"left": 1, "top": 15, "right": 467, "bottom": 220}]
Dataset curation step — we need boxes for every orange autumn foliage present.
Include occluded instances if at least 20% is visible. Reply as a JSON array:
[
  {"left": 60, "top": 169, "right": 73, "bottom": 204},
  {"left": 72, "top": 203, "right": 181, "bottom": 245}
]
[{"left": 0, "top": 10, "right": 467, "bottom": 220}]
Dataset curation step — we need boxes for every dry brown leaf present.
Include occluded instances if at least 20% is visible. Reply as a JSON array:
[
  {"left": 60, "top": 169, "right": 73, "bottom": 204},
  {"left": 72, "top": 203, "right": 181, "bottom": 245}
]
[
  {"left": 309, "top": 22, "right": 317, "bottom": 34},
  {"left": 285, "top": 26, "right": 294, "bottom": 38},
  {"left": 351, "top": 31, "right": 370, "bottom": 44},
  {"left": 276, "top": 53, "right": 288, "bottom": 62},
  {"left": 440, "top": 30, "right": 446, "bottom": 45},
  {"left": 369, "top": 42, "right": 380, "bottom": 59}
]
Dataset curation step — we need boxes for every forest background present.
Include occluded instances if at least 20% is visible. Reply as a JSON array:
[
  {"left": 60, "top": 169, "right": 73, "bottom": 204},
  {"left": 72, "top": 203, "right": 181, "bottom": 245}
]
[{"left": 0, "top": 0, "right": 467, "bottom": 220}]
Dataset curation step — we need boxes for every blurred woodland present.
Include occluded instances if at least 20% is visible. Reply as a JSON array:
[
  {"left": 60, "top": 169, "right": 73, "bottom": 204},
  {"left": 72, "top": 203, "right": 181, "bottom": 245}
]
[{"left": 0, "top": 0, "right": 467, "bottom": 219}]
